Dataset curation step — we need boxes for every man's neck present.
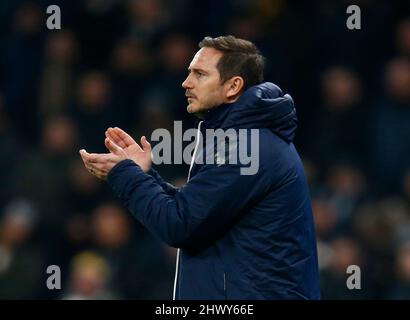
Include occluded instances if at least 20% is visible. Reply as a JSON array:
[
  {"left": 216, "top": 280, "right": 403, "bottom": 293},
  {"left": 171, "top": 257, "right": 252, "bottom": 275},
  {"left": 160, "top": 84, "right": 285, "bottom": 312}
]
[{"left": 194, "top": 110, "right": 209, "bottom": 120}]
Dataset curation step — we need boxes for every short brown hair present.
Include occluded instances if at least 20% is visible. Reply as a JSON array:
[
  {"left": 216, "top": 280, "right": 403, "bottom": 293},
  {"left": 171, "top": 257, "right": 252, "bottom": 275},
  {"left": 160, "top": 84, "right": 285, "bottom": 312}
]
[{"left": 199, "top": 35, "right": 265, "bottom": 90}]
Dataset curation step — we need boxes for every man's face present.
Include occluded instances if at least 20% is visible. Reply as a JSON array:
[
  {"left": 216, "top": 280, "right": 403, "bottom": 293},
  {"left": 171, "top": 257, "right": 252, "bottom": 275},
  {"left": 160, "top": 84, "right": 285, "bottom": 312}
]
[{"left": 182, "top": 47, "right": 226, "bottom": 114}]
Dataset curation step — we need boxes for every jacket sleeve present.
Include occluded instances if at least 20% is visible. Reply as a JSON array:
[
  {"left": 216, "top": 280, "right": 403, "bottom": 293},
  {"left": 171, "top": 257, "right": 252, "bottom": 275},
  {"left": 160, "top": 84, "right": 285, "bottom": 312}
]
[
  {"left": 147, "top": 167, "right": 179, "bottom": 196},
  {"left": 107, "top": 159, "right": 272, "bottom": 249}
]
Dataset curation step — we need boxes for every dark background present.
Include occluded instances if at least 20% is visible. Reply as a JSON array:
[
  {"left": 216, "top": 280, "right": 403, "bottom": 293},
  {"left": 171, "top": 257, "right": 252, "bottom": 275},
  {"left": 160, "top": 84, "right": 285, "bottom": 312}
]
[{"left": 0, "top": 0, "right": 409, "bottom": 299}]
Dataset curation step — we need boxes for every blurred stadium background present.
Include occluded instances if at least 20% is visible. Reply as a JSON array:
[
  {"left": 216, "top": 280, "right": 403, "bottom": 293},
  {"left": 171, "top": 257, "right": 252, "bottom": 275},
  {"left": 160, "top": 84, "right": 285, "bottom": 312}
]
[{"left": 0, "top": 0, "right": 409, "bottom": 299}]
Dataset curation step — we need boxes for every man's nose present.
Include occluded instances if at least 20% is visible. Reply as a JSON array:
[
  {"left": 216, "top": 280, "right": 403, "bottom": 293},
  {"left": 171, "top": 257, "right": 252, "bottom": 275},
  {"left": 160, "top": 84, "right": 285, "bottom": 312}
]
[{"left": 182, "top": 75, "right": 193, "bottom": 89}]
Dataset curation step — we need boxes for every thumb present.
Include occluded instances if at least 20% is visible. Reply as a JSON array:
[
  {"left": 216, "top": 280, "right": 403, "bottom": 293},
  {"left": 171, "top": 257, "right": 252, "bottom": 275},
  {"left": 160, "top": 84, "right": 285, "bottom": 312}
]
[{"left": 141, "top": 136, "right": 151, "bottom": 152}]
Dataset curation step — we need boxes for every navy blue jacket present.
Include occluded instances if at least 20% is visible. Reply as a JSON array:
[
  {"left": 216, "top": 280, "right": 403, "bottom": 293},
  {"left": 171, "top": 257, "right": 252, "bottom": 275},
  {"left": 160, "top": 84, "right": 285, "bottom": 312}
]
[{"left": 108, "top": 82, "right": 320, "bottom": 300}]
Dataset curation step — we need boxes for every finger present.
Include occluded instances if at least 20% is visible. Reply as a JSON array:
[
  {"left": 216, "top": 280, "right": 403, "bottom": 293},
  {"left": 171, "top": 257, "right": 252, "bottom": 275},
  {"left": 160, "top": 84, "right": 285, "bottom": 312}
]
[
  {"left": 79, "top": 149, "right": 91, "bottom": 164},
  {"left": 84, "top": 152, "right": 109, "bottom": 163},
  {"left": 106, "top": 128, "right": 127, "bottom": 149},
  {"left": 88, "top": 167, "right": 105, "bottom": 180},
  {"left": 87, "top": 156, "right": 118, "bottom": 180},
  {"left": 95, "top": 170, "right": 107, "bottom": 181},
  {"left": 84, "top": 161, "right": 98, "bottom": 175},
  {"left": 79, "top": 149, "right": 87, "bottom": 157},
  {"left": 88, "top": 162, "right": 107, "bottom": 172},
  {"left": 113, "top": 127, "right": 139, "bottom": 148},
  {"left": 105, "top": 138, "right": 123, "bottom": 155},
  {"left": 79, "top": 152, "right": 105, "bottom": 176},
  {"left": 140, "top": 136, "right": 151, "bottom": 152},
  {"left": 79, "top": 149, "right": 92, "bottom": 161}
]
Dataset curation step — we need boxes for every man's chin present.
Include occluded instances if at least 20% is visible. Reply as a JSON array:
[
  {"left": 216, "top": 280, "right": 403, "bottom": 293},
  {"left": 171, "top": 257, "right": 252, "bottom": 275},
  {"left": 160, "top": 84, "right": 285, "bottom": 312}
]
[
  {"left": 186, "top": 104, "right": 204, "bottom": 119},
  {"left": 187, "top": 103, "right": 198, "bottom": 114}
]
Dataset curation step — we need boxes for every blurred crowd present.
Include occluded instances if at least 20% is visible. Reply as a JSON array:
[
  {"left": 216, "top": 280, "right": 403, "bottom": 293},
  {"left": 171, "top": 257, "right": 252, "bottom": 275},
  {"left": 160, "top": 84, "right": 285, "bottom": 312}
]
[{"left": 0, "top": 0, "right": 409, "bottom": 299}]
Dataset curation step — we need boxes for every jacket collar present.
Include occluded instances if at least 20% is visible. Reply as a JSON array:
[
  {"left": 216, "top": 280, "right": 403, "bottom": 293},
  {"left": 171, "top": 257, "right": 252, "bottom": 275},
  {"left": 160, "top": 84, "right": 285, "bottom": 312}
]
[{"left": 198, "top": 102, "right": 234, "bottom": 129}]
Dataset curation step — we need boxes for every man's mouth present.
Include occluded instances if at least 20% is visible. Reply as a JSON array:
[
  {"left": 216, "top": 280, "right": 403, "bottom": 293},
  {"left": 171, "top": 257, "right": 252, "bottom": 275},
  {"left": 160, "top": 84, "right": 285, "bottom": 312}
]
[{"left": 186, "top": 93, "right": 196, "bottom": 99}]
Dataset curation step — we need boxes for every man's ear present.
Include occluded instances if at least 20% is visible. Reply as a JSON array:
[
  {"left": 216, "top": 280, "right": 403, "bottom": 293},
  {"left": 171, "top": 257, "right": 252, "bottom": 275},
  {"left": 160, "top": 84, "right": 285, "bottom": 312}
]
[{"left": 225, "top": 76, "right": 244, "bottom": 102}]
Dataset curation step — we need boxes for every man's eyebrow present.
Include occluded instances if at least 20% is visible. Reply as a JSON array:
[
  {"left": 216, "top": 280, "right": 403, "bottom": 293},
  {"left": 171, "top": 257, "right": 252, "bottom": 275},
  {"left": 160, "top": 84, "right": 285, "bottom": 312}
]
[{"left": 188, "top": 67, "right": 208, "bottom": 74}]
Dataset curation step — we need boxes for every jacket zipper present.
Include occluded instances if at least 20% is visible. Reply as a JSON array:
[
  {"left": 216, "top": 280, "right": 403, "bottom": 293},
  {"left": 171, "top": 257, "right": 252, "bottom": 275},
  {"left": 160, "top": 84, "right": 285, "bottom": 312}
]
[
  {"left": 223, "top": 272, "right": 226, "bottom": 291},
  {"left": 173, "top": 121, "right": 203, "bottom": 300}
]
